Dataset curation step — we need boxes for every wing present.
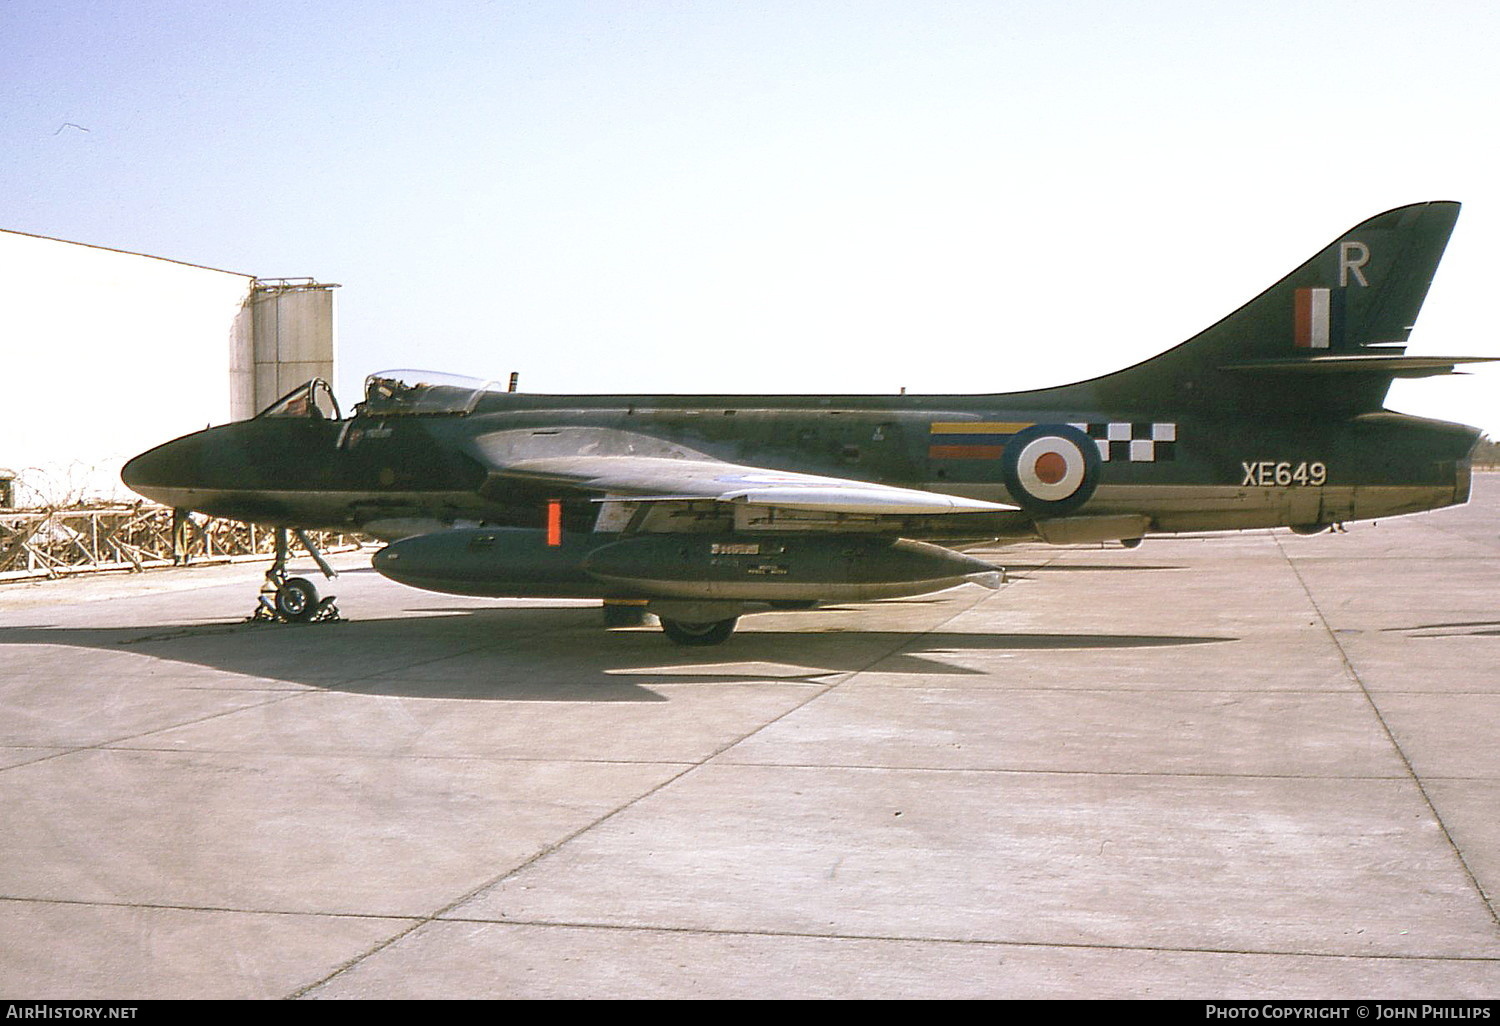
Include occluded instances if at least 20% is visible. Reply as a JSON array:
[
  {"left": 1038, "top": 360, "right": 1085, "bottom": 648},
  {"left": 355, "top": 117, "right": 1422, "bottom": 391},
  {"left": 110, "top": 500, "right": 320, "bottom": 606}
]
[
  {"left": 466, "top": 424, "right": 1018, "bottom": 534},
  {"left": 495, "top": 454, "right": 1016, "bottom": 515}
]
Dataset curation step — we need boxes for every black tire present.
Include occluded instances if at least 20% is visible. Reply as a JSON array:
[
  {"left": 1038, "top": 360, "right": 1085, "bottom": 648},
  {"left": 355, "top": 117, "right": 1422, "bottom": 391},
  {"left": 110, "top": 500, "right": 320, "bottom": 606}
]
[
  {"left": 275, "top": 577, "right": 320, "bottom": 622},
  {"left": 660, "top": 617, "right": 738, "bottom": 646},
  {"left": 602, "top": 603, "right": 650, "bottom": 628}
]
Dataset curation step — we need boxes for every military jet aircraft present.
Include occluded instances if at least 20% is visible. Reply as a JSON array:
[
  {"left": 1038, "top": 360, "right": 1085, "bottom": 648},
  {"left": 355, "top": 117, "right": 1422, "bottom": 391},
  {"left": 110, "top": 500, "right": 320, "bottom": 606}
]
[{"left": 123, "top": 201, "right": 1492, "bottom": 644}]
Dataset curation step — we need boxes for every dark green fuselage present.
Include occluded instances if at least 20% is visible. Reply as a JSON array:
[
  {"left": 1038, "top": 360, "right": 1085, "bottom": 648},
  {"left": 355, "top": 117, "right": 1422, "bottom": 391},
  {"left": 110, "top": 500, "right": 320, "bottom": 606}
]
[{"left": 121, "top": 387, "right": 1479, "bottom": 539}]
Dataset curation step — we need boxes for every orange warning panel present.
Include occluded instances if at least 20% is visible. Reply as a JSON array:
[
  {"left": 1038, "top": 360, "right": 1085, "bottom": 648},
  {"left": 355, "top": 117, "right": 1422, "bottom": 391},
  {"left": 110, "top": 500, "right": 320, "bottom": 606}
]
[{"left": 546, "top": 499, "right": 562, "bottom": 546}]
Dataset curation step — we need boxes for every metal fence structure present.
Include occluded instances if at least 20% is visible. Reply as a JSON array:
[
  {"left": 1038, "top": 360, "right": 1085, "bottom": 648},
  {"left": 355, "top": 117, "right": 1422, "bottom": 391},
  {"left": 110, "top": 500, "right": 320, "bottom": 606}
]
[{"left": 0, "top": 504, "right": 365, "bottom": 582}]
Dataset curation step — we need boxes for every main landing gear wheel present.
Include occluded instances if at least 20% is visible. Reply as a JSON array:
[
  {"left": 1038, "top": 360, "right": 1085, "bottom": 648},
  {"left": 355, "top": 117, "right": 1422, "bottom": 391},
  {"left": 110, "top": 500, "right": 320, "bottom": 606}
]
[{"left": 659, "top": 616, "right": 739, "bottom": 646}]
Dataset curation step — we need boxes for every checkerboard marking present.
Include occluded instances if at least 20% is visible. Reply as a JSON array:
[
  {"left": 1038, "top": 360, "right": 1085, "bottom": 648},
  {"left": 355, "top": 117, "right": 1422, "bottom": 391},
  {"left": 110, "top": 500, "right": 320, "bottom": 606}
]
[{"left": 1072, "top": 422, "right": 1177, "bottom": 462}]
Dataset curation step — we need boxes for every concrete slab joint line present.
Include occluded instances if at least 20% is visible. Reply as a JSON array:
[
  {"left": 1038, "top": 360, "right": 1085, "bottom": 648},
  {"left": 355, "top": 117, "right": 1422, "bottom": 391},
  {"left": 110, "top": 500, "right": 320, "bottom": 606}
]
[{"left": 1273, "top": 531, "right": 1500, "bottom": 932}]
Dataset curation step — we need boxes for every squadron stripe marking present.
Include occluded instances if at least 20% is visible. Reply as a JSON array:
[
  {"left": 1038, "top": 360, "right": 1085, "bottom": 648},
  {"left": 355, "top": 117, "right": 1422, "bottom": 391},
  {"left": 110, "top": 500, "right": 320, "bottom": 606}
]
[
  {"left": 928, "top": 422, "right": 1034, "bottom": 435},
  {"left": 927, "top": 422, "right": 1032, "bottom": 460},
  {"left": 928, "top": 444, "right": 1007, "bottom": 460},
  {"left": 1084, "top": 422, "right": 1177, "bottom": 463}
]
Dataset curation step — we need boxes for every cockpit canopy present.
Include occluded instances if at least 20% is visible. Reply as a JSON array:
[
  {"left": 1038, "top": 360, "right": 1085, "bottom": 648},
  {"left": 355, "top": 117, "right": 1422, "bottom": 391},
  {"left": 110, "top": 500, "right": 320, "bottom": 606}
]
[
  {"left": 256, "top": 379, "right": 342, "bottom": 420},
  {"left": 359, "top": 370, "right": 497, "bottom": 417},
  {"left": 254, "top": 371, "right": 500, "bottom": 422}
]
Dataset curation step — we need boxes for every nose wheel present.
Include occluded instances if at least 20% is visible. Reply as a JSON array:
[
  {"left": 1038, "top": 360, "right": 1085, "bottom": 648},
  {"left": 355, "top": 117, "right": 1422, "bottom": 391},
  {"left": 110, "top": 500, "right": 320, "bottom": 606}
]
[
  {"left": 248, "top": 528, "right": 342, "bottom": 624},
  {"left": 265, "top": 574, "right": 334, "bottom": 622}
]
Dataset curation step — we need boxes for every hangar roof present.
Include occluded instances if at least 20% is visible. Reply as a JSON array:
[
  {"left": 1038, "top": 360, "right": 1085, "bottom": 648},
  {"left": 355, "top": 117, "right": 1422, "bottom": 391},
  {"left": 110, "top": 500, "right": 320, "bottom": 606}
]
[{"left": 0, "top": 227, "right": 254, "bottom": 279}]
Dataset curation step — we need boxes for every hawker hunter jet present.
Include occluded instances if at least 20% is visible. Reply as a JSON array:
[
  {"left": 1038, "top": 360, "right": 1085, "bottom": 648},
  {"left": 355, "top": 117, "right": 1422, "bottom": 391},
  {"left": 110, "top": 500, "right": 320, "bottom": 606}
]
[{"left": 124, "top": 201, "right": 1492, "bottom": 644}]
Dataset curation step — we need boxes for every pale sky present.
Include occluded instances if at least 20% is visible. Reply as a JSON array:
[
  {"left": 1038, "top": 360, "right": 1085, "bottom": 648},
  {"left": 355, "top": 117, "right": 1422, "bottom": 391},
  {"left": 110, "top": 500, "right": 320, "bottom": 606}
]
[{"left": 5, "top": 0, "right": 1497, "bottom": 433}]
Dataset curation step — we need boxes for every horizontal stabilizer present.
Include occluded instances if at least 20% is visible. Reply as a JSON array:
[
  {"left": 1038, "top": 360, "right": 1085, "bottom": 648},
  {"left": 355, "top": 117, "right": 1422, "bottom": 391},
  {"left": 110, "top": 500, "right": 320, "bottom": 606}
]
[{"left": 1221, "top": 355, "right": 1496, "bottom": 379}]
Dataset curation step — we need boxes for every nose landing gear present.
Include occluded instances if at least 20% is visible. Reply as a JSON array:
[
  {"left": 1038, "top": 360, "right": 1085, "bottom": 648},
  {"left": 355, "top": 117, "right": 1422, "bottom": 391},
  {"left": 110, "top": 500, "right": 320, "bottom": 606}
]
[{"left": 249, "top": 528, "right": 342, "bottom": 623}]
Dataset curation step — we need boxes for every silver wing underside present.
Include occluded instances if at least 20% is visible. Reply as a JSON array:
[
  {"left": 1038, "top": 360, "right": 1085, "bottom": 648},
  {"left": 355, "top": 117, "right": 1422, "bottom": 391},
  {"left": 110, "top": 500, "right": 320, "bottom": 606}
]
[
  {"left": 495, "top": 454, "right": 1016, "bottom": 515},
  {"left": 467, "top": 424, "right": 1015, "bottom": 520}
]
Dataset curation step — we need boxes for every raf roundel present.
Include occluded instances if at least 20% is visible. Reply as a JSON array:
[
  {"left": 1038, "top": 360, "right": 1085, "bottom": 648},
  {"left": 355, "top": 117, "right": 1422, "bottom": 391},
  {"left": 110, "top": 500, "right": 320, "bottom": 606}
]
[{"left": 1001, "top": 424, "right": 1101, "bottom": 515}]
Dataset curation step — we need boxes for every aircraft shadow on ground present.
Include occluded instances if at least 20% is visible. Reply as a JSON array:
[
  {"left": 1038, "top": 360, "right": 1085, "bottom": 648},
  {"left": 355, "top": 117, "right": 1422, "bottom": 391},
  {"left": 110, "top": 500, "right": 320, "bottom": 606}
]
[
  {"left": 1379, "top": 619, "right": 1500, "bottom": 638},
  {"left": 1002, "top": 563, "right": 1187, "bottom": 573},
  {"left": 0, "top": 606, "right": 1235, "bottom": 701}
]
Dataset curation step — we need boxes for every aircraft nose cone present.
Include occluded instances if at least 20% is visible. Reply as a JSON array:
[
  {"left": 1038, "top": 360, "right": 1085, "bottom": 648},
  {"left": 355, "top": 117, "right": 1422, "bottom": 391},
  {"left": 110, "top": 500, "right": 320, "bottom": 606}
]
[
  {"left": 120, "top": 449, "right": 158, "bottom": 492},
  {"left": 121, "top": 437, "right": 196, "bottom": 506}
]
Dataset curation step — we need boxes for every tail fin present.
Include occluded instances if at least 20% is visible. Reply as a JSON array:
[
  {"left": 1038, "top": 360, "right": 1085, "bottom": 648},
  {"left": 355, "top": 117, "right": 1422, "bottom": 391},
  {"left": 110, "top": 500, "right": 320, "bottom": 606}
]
[{"left": 1056, "top": 201, "right": 1487, "bottom": 415}]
